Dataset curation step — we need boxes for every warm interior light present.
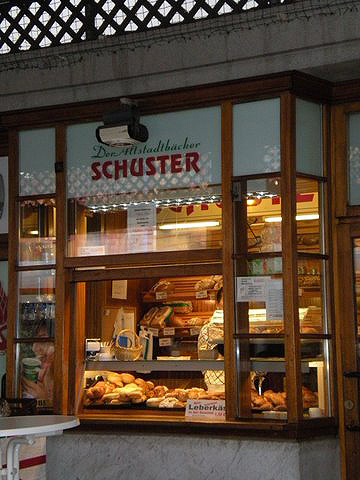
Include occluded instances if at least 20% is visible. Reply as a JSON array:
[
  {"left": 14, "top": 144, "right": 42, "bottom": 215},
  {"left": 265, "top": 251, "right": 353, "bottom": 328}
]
[
  {"left": 29, "top": 230, "right": 39, "bottom": 235},
  {"left": 264, "top": 214, "right": 319, "bottom": 223},
  {"left": 159, "top": 221, "right": 220, "bottom": 230},
  {"left": 246, "top": 198, "right": 262, "bottom": 206}
]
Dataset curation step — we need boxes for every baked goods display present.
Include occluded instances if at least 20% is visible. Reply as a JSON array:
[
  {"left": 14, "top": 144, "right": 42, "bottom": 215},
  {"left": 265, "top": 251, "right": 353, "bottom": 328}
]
[
  {"left": 84, "top": 372, "right": 224, "bottom": 409},
  {"left": 140, "top": 306, "right": 174, "bottom": 328},
  {"left": 194, "top": 275, "right": 223, "bottom": 291},
  {"left": 251, "top": 386, "right": 318, "bottom": 412}
]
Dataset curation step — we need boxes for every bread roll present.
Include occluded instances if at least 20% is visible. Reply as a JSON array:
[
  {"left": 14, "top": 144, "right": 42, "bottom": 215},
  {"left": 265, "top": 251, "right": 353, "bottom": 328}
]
[
  {"left": 102, "top": 392, "right": 121, "bottom": 403},
  {"left": 135, "top": 378, "right": 147, "bottom": 392},
  {"left": 146, "top": 397, "right": 164, "bottom": 408},
  {"left": 107, "top": 373, "right": 124, "bottom": 387},
  {"left": 141, "top": 307, "right": 159, "bottom": 326},
  {"left": 131, "top": 395, "right": 147, "bottom": 404},
  {"left": 121, "top": 373, "right": 136, "bottom": 384},
  {"left": 146, "top": 381, "right": 155, "bottom": 390}
]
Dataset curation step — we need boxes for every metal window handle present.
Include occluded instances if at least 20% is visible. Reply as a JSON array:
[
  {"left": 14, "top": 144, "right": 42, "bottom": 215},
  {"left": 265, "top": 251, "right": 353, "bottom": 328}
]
[{"left": 344, "top": 371, "right": 360, "bottom": 378}]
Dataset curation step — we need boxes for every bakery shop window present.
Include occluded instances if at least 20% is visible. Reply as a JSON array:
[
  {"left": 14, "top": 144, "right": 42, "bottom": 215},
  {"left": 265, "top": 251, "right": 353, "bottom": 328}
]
[
  {"left": 76, "top": 275, "right": 226, "bottom": 414},
  {"left": 66, "top": 107, "right": 222, "bottom": 258}
]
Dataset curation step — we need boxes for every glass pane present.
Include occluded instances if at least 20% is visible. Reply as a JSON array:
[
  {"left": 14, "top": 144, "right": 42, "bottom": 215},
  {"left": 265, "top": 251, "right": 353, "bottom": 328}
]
[
  {"left": 298, "top": 258, "right": 326, "bottom": 334},
  {"left": 245, "top": 177, "right": 282, "bottom": 254},
  {"left": 17, "top": 341, "right": 54, "bottom": 408},
  {"left": 236, "top": 274, "right": 284, "bottom": 333},
  {"left": 19, "top": 198, "right": 56, "bottom": 266},
  {"left": 68, "top": 186, "right": 222, "bottom": 256},
  {"left": 17, "top": 270, "right": 55, "bottom": 339},
  {"left": 348, "top": 113, "right": 360, "bottom": 205},
  {"left": 296, "top": 177, "right": 322, "bottom": 254},
  {"left": 250, "top": 341, "right": 287, "bottom": 420},
  {"left": 296, "top": 99, "right": 322, "bottom": 176},
  {"left": 19, "top": 128, "right": 56, "bottom": 196},
  {"left": 233, "top": 99, "right": 280, "bottom": 176},
  {"left": 67, "top": 107, "right": 222, "bottom": 257},
  {"left": 79, "top": 275, "right": 225, "bottom": 413},
  {"left": 301, "top": 340, "right": 331, "bottom": 418}
]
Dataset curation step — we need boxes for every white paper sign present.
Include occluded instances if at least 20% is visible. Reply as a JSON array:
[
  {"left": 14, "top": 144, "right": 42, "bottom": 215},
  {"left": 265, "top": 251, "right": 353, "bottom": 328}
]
[
  {"left": 266, "top": 279, "right": 283, "bottom": 322},
  {"left": 185, "top": 399, "right": 225, "bottom": 420},
  {"left": 236, "top": 276, "right": 268, "bottom": 302},
  {"left": 163, "top": 327, "right": 175, "bottom": 336},
  {"left": 127, "top": 204, "right": 156, "bottom": 229},
  {"left": 148, "top": 327, "right": 159, "bottom": 337},
  {"left": 79, "top": 245, "right": 105, "bottom": 256},
  {"left": 112, "top": 280, "right": 127, "bottom": 299},
  {"left": 196, "top": 290, "right": 208, "bottom": 299},
  {"left": 159, "top": 337, "right": 172, "bottom": 347}
]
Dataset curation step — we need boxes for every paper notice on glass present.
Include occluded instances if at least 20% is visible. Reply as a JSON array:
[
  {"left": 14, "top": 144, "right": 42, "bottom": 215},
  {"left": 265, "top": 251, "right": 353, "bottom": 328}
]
[
  {"left": 127, "top": 204, "right": 156, "bottom": 229},
  {"left": 236, "top": 276, "right": 268, "bottom": 302},
  {"left": 266, "top": 279, "right": 283, "bottom": 322},
  {"left": 127, "top": 204, "right": 156, "bottom": 253},
  {"left": 112, "top": 280, "right": 127, "bottom": 300}
]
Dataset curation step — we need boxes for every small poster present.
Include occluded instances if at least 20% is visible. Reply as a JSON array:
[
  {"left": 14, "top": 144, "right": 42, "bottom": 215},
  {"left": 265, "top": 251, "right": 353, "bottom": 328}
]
[
  {"left": 112, "top": 280, "right": 127, "bottom": 300},
  {"left": 236, "top": 276, "right": 268, "bottom": 302}
]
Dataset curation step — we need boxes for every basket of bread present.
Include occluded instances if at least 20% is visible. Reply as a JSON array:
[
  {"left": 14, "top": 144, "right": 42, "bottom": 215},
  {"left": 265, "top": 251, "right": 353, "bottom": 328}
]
[{"left": 111, "top": 329, "right": 143, "bottom": 361}]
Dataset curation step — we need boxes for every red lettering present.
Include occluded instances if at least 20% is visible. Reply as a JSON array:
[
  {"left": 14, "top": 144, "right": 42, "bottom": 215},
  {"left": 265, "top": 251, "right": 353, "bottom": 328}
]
[
  {"left": 114, "top": 160, "right": 127, "bottom": 179},
  {"left": 91, "top": 162, "right": 101, "bottom": 180},
  {"left": 171, "top": 154, "right": 182, "bottom": 173},
  {"left": 186, "top": 152, "right": 200, "bottom": 173},
  {"left": 158, "top": 155, "right": 169, "bottom": 174},
  {"left": 102, "top": 161, "right": 113, "bottom": 179},
  {"left": 130, "top": 158, "right": 143, "bottom": 176},
  {"left": 145, "top": 157, "right": 156, "bottom": 176}
]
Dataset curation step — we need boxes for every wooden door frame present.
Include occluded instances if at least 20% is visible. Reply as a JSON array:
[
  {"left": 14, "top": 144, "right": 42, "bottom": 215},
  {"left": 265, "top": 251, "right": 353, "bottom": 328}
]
[{"left": 334, "top": 221, "right": 360, "bottom": 479}]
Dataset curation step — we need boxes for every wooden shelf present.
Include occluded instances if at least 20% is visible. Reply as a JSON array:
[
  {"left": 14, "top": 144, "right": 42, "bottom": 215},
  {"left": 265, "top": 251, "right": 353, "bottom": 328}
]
[
  {"left": 85, "top": 358, "right": 323, "bottom": 373},
  {"left": 86, "top": 359, "right": 225, "bottom": 371}
]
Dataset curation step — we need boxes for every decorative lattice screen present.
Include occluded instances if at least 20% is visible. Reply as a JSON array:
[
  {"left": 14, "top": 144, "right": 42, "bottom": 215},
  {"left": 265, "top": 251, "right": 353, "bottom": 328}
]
[{"left": 0, "top": 0, "right": 296, "bottom": 55}]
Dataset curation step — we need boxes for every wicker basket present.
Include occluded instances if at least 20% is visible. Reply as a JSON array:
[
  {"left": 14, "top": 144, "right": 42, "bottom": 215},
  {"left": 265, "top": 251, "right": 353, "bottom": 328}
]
[{"left": 112, "top": 329, "right": 142, "bottom": 361}]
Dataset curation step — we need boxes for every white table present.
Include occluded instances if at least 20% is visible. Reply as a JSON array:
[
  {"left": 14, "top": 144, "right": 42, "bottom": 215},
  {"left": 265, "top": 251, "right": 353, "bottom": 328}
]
[{"left": 0, "top": 415, "right": 79, "bottom": 480}]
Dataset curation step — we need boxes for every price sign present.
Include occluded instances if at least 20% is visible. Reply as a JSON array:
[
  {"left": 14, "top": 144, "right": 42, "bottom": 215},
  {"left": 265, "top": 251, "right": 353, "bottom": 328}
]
[
  {"left": 185, "top": 400, "right": 225, "bottom": 420},
  {"left": 190, "top": 328, "right": 200, "bottom": 336},
  {"left": 156, "top": 291, "right": 167, "bottom": 300},
  {"left": 196, "top": 290, "right": 208, "bottom": 299},
  {"left": 163, "top": 327, "right": 175, "bottom": 336},
  {"left": 159, "top": 337, "right": 172, "bottom": 347},
  {"left": 148, "top": 327, "right": 159, "bottom": 337}
]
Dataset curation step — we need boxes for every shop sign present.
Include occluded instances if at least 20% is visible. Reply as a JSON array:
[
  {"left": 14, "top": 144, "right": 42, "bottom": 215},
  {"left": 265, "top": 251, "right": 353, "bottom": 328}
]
[
  {"left": 66, "top": 107, "right": 221, "bottom": 198},
  {"left": 185, "top": 399, "right": 225, "bottom": 420}
]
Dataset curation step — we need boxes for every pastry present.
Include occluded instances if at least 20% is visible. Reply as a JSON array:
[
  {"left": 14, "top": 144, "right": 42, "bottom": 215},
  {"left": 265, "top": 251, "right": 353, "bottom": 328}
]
[
  {"left": 153, "top": 385, "right": 168, "bottom": 397},
  {"left": 146, "top": 397, "right": 164, "bottom": 408},
  {"left": 159, "top": 397, "right": 180, "bottom": 408}
]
